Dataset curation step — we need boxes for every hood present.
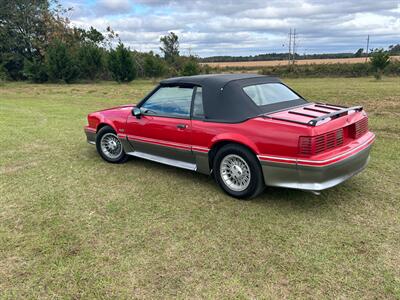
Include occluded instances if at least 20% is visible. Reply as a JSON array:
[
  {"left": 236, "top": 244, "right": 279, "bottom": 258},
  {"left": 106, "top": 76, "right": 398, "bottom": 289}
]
[
  {"left": 87, "top": 104, "right": 136, "bottom": 129},
  {"left": 96, "top": 104, "right": 136, "bottom": 113}
]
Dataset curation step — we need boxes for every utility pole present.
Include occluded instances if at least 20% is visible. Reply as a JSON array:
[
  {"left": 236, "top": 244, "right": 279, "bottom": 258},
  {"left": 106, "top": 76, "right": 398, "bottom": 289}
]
[
  {"left": 292, "top": 28, "right": 297, "bottom": 65},
  {"left": 365, "top": 35, "right": 370, "bottom": 62},
  {"left": 288, "top": 28, "right": 292, "bottom": 65}
]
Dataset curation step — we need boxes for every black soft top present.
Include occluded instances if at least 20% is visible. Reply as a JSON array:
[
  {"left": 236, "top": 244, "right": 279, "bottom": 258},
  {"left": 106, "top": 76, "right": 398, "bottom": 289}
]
[{"left": 157, "top": 74, "right": 308, "bottom": 123}]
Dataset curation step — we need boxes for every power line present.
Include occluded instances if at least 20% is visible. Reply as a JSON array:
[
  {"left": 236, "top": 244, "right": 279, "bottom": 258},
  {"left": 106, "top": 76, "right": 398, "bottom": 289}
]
[
  {"left": 287, "top": 28, "right": 298, "bottom": 65},
  {"left": 288, "top": 28, "right": 292, "bottom": 65},
  {"left": 292, "top": 28, "right": 297, "bottom": 65}
]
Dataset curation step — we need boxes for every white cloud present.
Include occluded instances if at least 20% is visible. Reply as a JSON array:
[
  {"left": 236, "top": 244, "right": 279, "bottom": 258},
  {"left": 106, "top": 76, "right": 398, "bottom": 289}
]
[
  {"left": 97, "top": 0, "right": 132, "bottom": 13},
  {"left": 64, "top": 0, "right": 400, "bottom": 56}
]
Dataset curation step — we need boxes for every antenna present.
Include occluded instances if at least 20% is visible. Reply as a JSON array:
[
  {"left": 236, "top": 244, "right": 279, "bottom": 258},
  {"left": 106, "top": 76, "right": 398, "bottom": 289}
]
[{"left": 365, "top": 35, "right": 370, "bottom": 62}]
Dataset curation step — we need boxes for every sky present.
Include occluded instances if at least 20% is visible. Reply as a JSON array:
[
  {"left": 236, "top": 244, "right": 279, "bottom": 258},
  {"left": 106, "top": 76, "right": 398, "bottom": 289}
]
[{"left": 61, "top": 0, "right": 400, "bottom": 57}]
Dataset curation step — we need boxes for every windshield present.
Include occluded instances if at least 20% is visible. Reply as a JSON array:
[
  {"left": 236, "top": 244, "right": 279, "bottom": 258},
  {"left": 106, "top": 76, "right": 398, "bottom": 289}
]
[{"left": 243, "top": 83, "right": 300, "bottom": 106}]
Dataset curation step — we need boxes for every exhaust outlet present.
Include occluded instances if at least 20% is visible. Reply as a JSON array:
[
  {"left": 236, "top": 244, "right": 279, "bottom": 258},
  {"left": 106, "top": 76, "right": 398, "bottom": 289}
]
[{"left": 303, "top": 190, "right": 321, "bottom": 196}]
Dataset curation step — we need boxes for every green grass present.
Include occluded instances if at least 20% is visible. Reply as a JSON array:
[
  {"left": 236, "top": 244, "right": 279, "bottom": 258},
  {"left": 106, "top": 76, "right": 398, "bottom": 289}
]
[{"left": 1, "top": 77, "right": 399, "bottom": 299}]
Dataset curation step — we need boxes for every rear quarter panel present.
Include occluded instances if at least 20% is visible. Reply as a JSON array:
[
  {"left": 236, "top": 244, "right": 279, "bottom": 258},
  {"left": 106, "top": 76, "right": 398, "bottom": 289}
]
[
  {"left": 191, "top": 118, "right": 311, "bottom": 157},
  {"left": 192, "top": 111, "right": 367, "bottom": 159}
]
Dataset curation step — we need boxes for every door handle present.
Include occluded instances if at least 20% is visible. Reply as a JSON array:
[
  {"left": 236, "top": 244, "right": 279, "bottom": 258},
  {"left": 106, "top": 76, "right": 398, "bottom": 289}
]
[{"left": 176, "top": 124, "right": 187, "bottom": 129}]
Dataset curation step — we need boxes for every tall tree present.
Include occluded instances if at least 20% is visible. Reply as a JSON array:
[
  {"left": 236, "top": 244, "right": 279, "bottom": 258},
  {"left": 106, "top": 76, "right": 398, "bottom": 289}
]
[
  {"left": 160, "top": 32, "right": 180, "bottom": 63},
  {"left": 80, "top": 26, "right": 105, "bottom": 44},
  {"left": 77, "top": 43, "right": 104, "bottom": 80},
  {"left": 370, "top": 48, "right": 390, "bottom": 80},
  {"left": 143, "top": 51, "right": 167, "bottom": 78},
  {"left": 46, "top": 39, "right": 79, "bottom": 83},
  {"left": 0, "top": 0, "right": 72, "bottom": 79},
  {"left": 354, "top": 48, "right": 364, "bottom": 58},
  {"left": 23, "top": 58, "right": 48, "bottom": 83},
  {"left": 76, "top": 27, "right": 106, "bottom": 80},
  {"left": 388, "top": 44, "right": 400, "bottom": 54},
  {"left": 108, "top": 42, "right": 136, "bottom": 82},
  {"left": 0, "top": 0, "right": 49, "bottom": 78},
  {"left": 181, "top": 57, "right": 201, "bottom": 76}
]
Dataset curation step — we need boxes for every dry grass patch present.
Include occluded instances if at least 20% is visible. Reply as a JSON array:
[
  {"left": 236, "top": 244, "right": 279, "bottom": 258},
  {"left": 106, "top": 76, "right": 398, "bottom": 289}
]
[{"left": 204, "top": 56, "right": 400, "bottom": 68}]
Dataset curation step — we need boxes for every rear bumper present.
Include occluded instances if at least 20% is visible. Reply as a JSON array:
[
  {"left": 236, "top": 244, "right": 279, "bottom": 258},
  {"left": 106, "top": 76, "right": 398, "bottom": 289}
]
[
  {"left": 258, "top": 133, "right": 375, "bottom": 191},
  {"left": 84, "top": 126, "right": 96, "bottom": 145}
]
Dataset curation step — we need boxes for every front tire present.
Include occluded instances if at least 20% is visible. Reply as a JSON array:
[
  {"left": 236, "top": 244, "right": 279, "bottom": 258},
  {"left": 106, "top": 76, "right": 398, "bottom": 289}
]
[
  {"left": 96, "top": 126, "right": 128, "bottom": 163},
  {"left": 213, "top": 144, "right": 265, "bottom": 199}
]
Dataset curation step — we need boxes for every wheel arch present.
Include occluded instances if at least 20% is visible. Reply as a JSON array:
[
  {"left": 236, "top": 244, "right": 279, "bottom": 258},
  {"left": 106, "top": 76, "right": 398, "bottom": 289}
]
[
  {"left": 208, "top": 136, "right": 260, "bottom": 171},
  {"left": 208, "top": 138, "right": 266, "bottom": 199},
  {"left": 96, "top": 122, "right": 117, "bottom": 133}
]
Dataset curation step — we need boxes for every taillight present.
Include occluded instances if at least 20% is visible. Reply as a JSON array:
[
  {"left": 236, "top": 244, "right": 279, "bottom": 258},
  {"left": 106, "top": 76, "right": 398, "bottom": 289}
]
[
  {"left": 299, "top": 136, "right": 312, "bottom": 155},
  {"left": 88, "top": 115, "right": 99, "bottom": 128},
  {"left": 350, "top": 117, "right": 368, "bottom": 139},
  {"left": 299, "top": 128, "right": 344, "bottom": 156}
]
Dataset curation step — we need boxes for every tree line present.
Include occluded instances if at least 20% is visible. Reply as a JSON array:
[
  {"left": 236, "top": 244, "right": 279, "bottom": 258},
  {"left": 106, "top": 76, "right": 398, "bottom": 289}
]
[
  {"left": 0, "top": 1, "right": 203, "bottom": 83},
  {"left": 1, "top": 1, "right": 396, "bottom": 83},
  {"left": 201, "top": 44, "right": 400, "bottom": 63}
]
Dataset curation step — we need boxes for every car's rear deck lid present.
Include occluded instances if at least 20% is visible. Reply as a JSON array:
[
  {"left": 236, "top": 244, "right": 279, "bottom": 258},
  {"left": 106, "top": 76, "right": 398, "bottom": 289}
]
[{"left": 264, "top": 103, "right": 363, "bottom": 126}]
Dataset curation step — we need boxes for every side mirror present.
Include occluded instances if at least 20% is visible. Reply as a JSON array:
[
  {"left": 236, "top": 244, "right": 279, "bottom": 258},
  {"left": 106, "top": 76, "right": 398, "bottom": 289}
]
[{"left": 132, "top": 107, "right": 141, "bottom": 119}]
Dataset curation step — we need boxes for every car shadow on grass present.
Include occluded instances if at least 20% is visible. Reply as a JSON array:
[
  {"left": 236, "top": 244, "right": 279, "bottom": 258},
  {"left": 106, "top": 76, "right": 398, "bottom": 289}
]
[
  {"left": 128, "top": 155, "right": 353, "bottom": 207},
  {"left": 85, "top": 147, "right": 354, "bottom": 209},
  {"left": 257, "top": 180, "right": 360, "bottom": 212}
]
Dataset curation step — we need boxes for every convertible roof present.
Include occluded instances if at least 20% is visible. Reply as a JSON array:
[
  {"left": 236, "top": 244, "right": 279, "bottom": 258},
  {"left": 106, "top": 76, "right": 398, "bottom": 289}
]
[
  {"left": 157, "top": 74, "right": 307, "bottom": 123},
  {"left": 160, "top": 74, "right": 277, "bottom": 88}
]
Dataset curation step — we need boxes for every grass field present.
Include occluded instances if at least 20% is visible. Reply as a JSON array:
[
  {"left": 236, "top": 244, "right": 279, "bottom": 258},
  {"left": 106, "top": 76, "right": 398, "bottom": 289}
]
[
  {"left": 203, "top": 55, "right": 400, "bottom": 68},
  {"left": 1, "top": 77, "right": 400, "bottom": 299}
]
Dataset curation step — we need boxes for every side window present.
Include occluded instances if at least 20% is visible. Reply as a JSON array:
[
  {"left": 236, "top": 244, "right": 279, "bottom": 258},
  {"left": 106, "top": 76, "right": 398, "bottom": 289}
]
[
  {"left": 141, "top": 86, "right": 193, "bottom": 118},
  {"left": 192, "top": 87, "right": 204, "bottom": 119}
]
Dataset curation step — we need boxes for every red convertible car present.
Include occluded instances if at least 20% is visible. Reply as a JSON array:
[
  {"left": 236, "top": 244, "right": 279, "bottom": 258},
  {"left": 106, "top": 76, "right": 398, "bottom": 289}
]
[{"left": 84, "top": 74, "right": 375, "bottom": 199}]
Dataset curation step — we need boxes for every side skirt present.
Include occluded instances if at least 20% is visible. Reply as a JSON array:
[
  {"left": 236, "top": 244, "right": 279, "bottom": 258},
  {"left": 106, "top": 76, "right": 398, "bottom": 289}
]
[
  {"left": 119, "top": 136, "right": 209, "bottom": 174},
  {"left": 126, "top": 151, "right": 197, "bottom": 171}
]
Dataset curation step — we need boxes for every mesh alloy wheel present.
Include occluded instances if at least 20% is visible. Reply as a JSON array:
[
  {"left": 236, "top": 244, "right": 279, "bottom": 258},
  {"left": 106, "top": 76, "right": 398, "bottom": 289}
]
[
  {"left": 96, "top": 126, "right": 128, "bottom": 163},
  {"left": 213, "top": 144, "right": 265, "bottom": 199},
  {"left": 100, "top": 133, "right": 123, "bottom": 159},
  {"left": 220, "top": 154, "right": 251, "bottom": 192}
]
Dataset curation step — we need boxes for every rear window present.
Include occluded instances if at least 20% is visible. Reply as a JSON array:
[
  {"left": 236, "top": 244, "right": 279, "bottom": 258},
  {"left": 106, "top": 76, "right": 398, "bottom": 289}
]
[{"left": 243, "top": 83, "right": 300, "bottom": 106}]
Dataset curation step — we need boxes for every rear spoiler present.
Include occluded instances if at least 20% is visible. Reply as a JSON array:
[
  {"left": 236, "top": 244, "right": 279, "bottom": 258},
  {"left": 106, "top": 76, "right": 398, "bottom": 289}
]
[
  {"left": 307, "top": 104, "right": 363, "bottom": 126},
  {"left": 264, "top": 103, "right": 363, "bottom": 126}
]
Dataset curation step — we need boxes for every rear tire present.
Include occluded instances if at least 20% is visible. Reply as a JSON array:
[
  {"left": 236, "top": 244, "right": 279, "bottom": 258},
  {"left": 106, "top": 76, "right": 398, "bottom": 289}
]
[
  {"left": 213, "top": 144, "right": 265, "bottom": 199},
  {"left": 96, "top": 126, "right": 128, "bottom": 163}
]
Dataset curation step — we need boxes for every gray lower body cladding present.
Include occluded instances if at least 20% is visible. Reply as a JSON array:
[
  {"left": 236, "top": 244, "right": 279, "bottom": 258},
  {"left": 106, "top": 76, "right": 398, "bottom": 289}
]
[
  {"left": 85, "top": 129, "right": 372, "bottom": 192},
  {"left": 84, "top": 129, "right": 96, "bottom": 145},
  {"left": 259, "top": 144, "right": 372, "bottom": 191},
  {"left": 122, "top": 137, "right": 211, "bottom": 174}
]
